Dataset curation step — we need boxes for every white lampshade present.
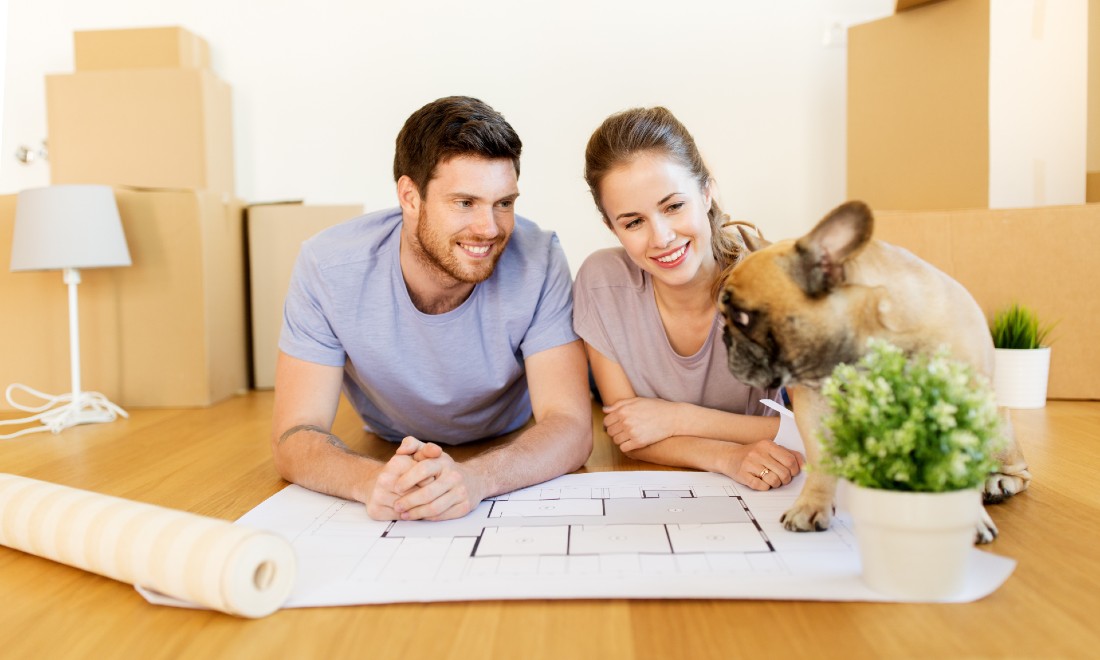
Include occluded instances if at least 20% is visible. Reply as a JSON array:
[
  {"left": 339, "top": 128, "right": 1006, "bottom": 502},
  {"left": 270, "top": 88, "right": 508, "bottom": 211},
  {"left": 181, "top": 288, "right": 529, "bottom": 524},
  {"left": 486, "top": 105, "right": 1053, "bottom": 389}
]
[{"left": 10, "top": 185, "right": 131, "bottom": 272}]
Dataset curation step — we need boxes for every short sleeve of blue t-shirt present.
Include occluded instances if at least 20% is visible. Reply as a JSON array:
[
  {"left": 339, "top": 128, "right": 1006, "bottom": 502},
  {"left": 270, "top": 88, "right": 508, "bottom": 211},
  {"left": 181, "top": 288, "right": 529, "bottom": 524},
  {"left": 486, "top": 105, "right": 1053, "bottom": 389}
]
[{"left": 279, "top": 208, "right": 578, "bottom": 444}]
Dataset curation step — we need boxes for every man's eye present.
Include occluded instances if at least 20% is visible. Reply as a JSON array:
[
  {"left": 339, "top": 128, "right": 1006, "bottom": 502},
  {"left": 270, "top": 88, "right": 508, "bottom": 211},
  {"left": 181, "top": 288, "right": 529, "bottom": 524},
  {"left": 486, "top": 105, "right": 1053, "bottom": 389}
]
[
  {"left": 497, "top": 200, "right": 514, "bottom": 209},
  {"left": 457, "top": 200, "right": 473, "bottom": 208}
]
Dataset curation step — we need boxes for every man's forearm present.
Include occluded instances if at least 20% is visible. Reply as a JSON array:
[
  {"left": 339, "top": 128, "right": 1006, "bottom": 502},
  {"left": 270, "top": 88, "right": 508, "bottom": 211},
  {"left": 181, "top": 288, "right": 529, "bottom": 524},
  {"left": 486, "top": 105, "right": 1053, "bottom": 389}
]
[
  {"left": 272, "top": 425, "right": 383, "bottom": 503},
  {"left": 465, "top": 411, "right": 592, "bottom": 499}
]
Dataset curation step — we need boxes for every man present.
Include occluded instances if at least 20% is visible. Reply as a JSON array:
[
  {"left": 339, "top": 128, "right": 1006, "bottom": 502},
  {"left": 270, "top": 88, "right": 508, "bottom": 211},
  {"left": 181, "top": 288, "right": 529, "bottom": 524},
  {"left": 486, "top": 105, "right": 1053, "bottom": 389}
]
[{"left": 271, "top": 96, "right": 592, "bottom": 522}]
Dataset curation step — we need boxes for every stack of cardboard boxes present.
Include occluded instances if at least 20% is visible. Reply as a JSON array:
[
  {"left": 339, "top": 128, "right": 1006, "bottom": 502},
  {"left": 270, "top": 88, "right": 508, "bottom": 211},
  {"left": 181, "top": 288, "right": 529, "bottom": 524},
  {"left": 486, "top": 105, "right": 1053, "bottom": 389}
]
[
  {"left": 246, "top": 203, "right": 362, "bottom": 389},
  {"left": 848, "top": 0, "right": 1100, "bottom": 399},
  {"left": 1, "top": 26, "right": 247, "bottom": 408}
]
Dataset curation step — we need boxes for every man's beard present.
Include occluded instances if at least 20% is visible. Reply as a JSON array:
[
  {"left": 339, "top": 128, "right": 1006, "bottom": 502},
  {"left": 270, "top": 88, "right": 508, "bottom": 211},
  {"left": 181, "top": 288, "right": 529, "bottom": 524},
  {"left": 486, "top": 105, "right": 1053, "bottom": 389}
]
[{"left": 412, "top": 206, "right": 509, "bottom": 284}]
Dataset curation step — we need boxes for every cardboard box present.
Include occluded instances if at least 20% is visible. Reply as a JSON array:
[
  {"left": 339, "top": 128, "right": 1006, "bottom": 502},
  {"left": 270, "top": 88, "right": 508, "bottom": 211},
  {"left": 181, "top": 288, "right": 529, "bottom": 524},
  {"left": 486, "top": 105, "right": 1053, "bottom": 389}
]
[
  {"left": 848, "top": 0, "right": 1088, "bottom": 210},
  {"left": 74, "top": 27, "right": 211, "bottom": 71},
  {"left": 113, "top": 189, "right": 247, "bottom": 406},
  {"left": 0, "top": 195, "right": 123, "bottom": 410},
  {"left": 246, "top": 203, "right": 362, "bottom": 389},
  {"left": 873, "top": 204, "right": 1100, "bottom": 400},
  {"left": 47, "top": 68, "right": 234, "bottom": 194},
  {"left": 1088, "top": 172, "right": 1100, "bottom": 203}
]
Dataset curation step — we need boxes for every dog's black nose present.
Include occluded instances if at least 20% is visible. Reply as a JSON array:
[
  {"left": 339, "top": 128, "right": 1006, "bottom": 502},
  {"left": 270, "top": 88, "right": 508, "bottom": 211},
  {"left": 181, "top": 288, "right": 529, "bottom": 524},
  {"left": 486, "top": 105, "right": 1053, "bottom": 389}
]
[{"left": 719, "top": 289, "right": 731, "bottom": 308}]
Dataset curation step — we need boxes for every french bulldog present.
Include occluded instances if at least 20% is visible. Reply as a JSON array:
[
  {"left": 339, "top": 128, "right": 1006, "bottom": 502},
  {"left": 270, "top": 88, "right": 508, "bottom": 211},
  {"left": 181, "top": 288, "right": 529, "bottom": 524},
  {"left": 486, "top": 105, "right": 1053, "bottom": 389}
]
[{"left": 719, "top": 200, "right": 1030, "bottom": 543}]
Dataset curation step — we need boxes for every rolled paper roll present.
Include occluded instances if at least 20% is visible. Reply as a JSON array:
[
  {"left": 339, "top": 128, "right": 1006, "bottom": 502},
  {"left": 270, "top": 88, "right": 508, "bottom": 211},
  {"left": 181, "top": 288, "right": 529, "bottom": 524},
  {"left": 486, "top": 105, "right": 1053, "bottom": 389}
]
[{"left": 0, "top": 473, "right": 296, "bottom": 618}]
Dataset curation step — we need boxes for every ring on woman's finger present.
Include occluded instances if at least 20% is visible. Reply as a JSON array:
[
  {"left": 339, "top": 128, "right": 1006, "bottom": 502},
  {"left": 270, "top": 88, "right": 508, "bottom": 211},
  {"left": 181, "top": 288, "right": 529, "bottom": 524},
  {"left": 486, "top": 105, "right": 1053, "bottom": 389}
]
[{"left": 758, "top": 467, "right": 771, "bottom": 479}]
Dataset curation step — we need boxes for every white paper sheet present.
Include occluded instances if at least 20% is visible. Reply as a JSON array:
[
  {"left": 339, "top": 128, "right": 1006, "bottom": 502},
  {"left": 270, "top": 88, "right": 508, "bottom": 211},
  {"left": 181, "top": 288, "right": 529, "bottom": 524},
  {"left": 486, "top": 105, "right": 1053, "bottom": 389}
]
[{"left": 139, "top": 402, "right": 1014, "bottom": 608}]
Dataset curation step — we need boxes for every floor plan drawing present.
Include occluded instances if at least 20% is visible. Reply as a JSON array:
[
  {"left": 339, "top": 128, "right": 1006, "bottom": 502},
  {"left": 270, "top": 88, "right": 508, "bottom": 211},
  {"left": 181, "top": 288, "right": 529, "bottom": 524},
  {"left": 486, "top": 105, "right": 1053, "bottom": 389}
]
[{"left": 148, "top": 469, "right": 1014, "bottom": 608}]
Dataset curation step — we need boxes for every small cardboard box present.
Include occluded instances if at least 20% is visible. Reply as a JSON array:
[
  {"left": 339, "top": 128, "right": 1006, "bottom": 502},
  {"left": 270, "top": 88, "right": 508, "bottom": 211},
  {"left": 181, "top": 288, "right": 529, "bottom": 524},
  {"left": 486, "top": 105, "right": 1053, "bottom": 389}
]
[
  {"left": 848, "top": 0, "right": 1088, "bottom": 210},
  {"left": 874, "top": 204, "right": 1100, "bottom": 400},
  {"left": 46, "top": 68, "right": 234, "bottom": 195},
  {"left": 0, "top": 195, "right": 123, "bottom": 411},
  {"left": 74, "top": 27, "right": 211, "bottom": 71},
  {"left": 246, "top": 203, "right": 363, "bottom": 389},
  {"left": 113, "top": 189, "right": 247, "bottom": 407}
]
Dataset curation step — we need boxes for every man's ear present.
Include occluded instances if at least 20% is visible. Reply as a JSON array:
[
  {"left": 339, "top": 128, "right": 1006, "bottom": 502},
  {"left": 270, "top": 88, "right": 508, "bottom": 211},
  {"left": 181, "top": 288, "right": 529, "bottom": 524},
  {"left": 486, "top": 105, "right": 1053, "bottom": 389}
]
[
  {"left": 791, "top": 200, "right": 874, "bottom": 297},
  {"left": 396, "top": 175, "right": 421, "bottom": 217}
]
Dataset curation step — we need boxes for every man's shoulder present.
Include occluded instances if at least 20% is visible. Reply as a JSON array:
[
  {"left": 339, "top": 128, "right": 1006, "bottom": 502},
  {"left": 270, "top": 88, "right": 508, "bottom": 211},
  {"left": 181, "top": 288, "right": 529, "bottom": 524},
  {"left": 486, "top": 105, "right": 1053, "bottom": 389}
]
[
  {"left": 497, "top": 215, "right": 565, "bottom": 273},
  {"left": 302, "top": 207, "right": 401, "bottom": 267}
]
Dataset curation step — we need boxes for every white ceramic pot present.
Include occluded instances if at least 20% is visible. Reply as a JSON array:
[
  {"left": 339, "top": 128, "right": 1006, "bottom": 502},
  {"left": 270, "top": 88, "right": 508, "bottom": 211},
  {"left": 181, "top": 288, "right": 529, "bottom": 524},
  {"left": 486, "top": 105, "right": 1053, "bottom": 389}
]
[
  {"left": 993, "top": 347, "right": 1051, "bottom": 409},
  {"left": 845, "top": 482, "right": 981, "bottom": 600}
]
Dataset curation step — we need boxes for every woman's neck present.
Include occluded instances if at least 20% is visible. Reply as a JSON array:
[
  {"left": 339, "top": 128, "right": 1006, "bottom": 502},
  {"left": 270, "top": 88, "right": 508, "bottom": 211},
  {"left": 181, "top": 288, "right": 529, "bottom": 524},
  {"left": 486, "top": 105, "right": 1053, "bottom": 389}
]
[{"left": 651, "top": 258, "right": 721, "bottom": 317}]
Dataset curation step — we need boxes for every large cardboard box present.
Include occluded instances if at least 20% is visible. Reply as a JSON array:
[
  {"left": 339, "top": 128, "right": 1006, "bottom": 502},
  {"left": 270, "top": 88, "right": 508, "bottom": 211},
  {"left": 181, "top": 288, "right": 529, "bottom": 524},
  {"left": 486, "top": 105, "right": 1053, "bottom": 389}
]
[
  {"left": 0, "top": 190, "right": 247, "bottom": 411},
  {"left": 247, "top": 203, "right": 362, "bottom": 389},
  {"left": 74, "top": 27, "right": 211, "bottom": 71},
  {"left": 46, "top": 68, "right": 234, "bottom": 194},
  {"left": 113, "top": 189, "right": 247, "bottom": 406},
  {"left": 848, "top": 0, "right": 1088, "bottom": 210},
  {"left": 0, "top": 195, "right": 123, "bottom": 410},
  {"left": 874, "top": 204, "right": 1100, "bottom": 400}
]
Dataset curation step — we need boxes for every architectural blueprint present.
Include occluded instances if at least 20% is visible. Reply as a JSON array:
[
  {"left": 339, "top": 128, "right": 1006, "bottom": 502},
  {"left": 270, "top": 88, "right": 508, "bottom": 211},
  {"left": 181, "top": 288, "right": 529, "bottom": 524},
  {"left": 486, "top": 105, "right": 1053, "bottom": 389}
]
[
  {"left": 139, "top": 408, "right": 1014, "bottom": 608},
  {"left": 211, "top": 471, "right": 1012, "bottom": 607}
]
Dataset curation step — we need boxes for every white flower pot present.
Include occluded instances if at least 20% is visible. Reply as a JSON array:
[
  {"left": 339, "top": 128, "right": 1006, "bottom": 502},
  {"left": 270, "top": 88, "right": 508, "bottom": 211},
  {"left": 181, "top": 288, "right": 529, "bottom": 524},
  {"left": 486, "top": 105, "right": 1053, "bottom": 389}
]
[
  {"left": 993, "top": 347, "right": 1051, "bottom": 409},
  {"left": 845, "top": 482, "right": 981, "bottom": 600}
]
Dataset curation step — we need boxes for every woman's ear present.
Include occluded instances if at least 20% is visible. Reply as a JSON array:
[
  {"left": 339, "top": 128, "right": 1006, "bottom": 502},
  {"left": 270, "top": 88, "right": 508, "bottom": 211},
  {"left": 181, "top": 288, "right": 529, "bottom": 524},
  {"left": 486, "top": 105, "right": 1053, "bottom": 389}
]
[{"left": 704, "top": 178, "right": 716, "bottom": 212}]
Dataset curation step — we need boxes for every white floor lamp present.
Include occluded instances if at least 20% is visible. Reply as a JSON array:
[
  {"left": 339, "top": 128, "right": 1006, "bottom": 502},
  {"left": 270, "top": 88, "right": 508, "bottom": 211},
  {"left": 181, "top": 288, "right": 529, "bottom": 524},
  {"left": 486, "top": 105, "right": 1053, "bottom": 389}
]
[{"left": 1, "top": 185, "right": 132, "bottom": 439}]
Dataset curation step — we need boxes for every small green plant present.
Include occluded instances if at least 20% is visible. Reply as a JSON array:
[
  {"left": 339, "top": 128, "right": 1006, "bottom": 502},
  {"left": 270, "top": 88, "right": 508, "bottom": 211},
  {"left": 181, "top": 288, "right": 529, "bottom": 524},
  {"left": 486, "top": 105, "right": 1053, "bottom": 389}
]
[
  {"left": 990, "top": 303, "right": 1054, "bottom": 349},
  {"left": 819, "top": 339, "right": 1002, "bottom": 492}
]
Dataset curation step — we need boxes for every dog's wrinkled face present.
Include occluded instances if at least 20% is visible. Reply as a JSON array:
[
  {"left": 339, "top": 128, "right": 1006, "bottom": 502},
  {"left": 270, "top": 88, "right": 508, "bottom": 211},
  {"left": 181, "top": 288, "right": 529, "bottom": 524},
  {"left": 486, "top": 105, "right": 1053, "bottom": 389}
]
[{"left": 719, "top": 202, "right": 873, "bottom": 390}]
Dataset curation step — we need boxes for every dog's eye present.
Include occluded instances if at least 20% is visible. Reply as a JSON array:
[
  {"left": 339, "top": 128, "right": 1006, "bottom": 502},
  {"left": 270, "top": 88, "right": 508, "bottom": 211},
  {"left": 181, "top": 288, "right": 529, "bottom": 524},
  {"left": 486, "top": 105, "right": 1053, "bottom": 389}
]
[{"left": 727, "top": 305, "right": 753, "bottom": 329}]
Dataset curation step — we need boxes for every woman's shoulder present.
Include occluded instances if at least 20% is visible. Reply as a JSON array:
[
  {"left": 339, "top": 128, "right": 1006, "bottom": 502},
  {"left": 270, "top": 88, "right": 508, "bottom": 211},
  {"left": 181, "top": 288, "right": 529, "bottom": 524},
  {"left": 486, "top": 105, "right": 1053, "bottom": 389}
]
[{"left": 575, "top": 247, "right": 644, "bottom": 291}]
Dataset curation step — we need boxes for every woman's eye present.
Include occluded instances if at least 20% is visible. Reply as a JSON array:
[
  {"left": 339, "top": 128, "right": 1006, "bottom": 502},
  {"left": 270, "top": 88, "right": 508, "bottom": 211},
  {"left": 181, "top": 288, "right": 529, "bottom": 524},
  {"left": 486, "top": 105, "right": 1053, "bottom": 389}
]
[
  {"left": 624, "top": 218, "right": 643, "bottom": 230},
  {"left": 667, "top": 202, "right": 685, "bottom": 213}
]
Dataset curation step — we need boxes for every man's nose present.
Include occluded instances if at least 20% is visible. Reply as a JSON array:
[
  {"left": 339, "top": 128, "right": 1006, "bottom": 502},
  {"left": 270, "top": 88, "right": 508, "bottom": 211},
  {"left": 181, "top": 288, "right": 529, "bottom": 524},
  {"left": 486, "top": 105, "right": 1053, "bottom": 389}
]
[{"left": 472, "top": 207, "right": 500, "bottom": 239}]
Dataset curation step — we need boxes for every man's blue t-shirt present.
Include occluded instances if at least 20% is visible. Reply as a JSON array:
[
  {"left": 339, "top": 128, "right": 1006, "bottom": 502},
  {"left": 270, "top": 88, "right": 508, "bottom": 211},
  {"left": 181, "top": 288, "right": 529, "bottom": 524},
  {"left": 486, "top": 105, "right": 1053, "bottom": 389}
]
[{"left": 279, "top": 207, "right": 578, "bottom": 444}]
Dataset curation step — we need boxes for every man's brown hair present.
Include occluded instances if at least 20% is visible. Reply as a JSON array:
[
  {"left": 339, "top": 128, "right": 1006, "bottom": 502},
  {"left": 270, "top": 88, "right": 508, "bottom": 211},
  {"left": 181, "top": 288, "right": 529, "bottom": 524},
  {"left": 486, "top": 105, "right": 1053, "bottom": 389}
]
[{"left": 394, "top": 96, "right": 522, "bottom": 196}]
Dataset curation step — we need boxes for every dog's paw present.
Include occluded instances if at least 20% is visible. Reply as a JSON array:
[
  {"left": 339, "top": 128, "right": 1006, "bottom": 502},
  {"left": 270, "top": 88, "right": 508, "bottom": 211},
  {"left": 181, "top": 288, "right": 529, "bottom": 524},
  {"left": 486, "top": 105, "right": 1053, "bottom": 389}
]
[
  {"left": 975, "top": 505, "right": 998, "bottom": 544},
  {"left": 983, "top": 468, "right": 1031, "bottom": 504},
  {"left": 780, "top": 503, "right": 832, "bottom": 532}
]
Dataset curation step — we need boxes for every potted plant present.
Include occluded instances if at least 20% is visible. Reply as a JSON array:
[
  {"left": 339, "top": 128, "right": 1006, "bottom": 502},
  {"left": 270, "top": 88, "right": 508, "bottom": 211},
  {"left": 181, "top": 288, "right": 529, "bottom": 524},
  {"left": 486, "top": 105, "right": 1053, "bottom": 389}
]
[
  {"left": 819, "top": 339, "right": 1002, "bottom": 599},
  {"left": 989, "top": 303, "right": 1055, "bottom": 409}
]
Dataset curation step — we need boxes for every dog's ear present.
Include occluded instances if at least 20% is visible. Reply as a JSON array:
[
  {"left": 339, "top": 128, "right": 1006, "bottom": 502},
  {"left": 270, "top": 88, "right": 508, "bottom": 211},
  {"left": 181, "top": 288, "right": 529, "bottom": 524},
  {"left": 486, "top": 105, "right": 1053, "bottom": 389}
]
[
  {"left": 791, "top": 201, "right": 874, "bottom": 298},
  {"left": 722, "top": 219, "right": 772, "bottom": 252}
]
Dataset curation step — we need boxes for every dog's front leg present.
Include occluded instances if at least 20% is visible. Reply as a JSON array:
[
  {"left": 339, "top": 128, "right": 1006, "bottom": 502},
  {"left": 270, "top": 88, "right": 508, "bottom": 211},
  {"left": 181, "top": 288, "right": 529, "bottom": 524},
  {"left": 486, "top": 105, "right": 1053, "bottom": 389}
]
[
  {"left": 983, "top": 408, "right": 1031, "bottom": 504},
  {"left": 780, "top": 386, "right": 837, "bottom": 532}
]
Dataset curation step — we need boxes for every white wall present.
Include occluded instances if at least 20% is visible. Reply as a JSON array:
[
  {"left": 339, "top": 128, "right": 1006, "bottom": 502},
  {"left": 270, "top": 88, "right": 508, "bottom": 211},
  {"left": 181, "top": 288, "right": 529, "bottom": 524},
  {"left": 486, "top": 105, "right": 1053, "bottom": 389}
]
[{"left": 1, "top": 0, "right": 893, "bottom": 272}]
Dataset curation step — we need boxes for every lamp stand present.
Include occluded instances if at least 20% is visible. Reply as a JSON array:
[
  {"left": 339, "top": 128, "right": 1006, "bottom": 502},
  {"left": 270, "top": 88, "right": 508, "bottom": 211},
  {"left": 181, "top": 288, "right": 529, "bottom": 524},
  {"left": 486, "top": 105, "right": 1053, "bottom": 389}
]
[{"left": 0, "top": 268, "right": 128, "bottom": 439}]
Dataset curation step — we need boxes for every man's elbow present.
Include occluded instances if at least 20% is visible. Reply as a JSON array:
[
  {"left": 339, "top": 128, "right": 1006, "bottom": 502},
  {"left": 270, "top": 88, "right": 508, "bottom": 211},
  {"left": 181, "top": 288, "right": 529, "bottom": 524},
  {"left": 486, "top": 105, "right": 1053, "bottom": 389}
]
[{"left": 563, "top": 414, "right": 594, "bottom": 470}]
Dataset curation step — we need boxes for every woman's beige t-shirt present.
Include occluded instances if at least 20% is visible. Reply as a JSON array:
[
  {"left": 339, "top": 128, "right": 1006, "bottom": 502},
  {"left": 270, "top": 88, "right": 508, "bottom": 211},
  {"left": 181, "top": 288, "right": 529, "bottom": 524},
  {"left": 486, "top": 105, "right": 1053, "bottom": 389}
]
[{"left": 573, "top": 247, "right": 778, "bottom": 417}]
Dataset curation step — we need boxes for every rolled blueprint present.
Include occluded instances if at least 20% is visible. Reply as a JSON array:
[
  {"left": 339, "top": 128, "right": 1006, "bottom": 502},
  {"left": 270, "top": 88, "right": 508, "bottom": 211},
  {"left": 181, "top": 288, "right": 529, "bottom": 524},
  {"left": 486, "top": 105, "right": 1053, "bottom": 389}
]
[{"left": 0, "top": 473, "right": 296, "bottom": 618}]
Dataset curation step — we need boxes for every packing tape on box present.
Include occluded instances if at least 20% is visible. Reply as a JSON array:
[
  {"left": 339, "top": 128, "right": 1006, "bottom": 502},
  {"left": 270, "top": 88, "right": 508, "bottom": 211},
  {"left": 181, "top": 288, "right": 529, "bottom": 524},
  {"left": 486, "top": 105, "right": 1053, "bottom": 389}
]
[{"left": 0, "top": 473, "right": 295, "bottom": 618}]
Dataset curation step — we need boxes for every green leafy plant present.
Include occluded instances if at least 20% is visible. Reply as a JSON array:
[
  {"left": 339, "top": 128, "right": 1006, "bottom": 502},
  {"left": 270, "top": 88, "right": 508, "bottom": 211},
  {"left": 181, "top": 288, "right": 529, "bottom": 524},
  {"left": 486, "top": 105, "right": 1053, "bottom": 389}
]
[
  {"left": 819, "top": 339, "right": 1002, "bottom": 492},
  {"left": 990, "top": 303, "right": 1054, "bottom": 349}
]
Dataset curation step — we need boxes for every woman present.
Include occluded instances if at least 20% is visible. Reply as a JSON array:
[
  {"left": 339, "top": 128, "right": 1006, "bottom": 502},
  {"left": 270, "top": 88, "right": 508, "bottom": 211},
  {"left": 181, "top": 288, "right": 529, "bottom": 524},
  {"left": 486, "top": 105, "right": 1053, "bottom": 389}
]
[{"left": 574, "top": 106, "right": 803, "bottom": 490}]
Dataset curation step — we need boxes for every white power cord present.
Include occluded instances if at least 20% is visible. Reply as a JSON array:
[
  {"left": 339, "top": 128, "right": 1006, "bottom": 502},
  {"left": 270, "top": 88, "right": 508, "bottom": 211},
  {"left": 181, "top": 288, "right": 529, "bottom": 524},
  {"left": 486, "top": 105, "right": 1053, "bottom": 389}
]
[{"left": 0, "top": 383, "right": 129, "bottom": 440}]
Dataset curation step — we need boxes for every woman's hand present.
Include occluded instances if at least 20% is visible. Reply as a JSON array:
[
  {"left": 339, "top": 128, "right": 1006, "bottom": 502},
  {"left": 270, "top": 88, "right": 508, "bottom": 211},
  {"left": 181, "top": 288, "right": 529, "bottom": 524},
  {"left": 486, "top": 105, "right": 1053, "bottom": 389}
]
[
  {"left": 721, "top": 440, "right": 805, "bottom": 491},
  {"left": 603, "top": 397, "right": 684, "bottom": 452}
]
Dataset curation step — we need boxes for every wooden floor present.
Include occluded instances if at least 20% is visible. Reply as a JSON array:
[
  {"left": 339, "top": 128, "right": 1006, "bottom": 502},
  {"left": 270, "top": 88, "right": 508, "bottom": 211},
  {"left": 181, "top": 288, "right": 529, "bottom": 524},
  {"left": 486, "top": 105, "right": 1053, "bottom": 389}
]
[{"left": 2, "top": 392, "right": 1099, "bottom": 659}]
